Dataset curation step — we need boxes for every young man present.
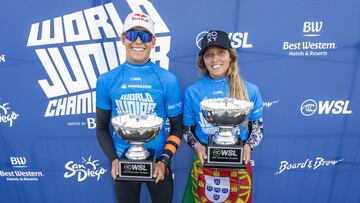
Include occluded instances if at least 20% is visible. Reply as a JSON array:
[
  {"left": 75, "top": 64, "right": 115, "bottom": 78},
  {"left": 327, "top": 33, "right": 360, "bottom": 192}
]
[{"left": 96, "top": 12, "right": 182, "bottom": 203}]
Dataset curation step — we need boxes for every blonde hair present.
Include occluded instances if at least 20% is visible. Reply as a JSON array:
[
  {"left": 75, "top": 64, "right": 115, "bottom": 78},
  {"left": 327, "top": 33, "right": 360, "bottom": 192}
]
[{"left": 197, "top": 48, "right": 249, "bottom": 100}]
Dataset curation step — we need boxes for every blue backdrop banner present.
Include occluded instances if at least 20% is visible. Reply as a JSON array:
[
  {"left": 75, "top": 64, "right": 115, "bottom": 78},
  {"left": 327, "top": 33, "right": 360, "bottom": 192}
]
[{"left": 0, "top": 0, "right": 359, "bottom": 202}]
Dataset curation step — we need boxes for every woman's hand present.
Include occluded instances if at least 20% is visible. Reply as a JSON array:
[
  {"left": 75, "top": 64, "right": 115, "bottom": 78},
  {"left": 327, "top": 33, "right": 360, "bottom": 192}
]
[
  {"left": 243, "top": 144, "right": 251, "bottom": 165},
  {"left": 194, "top": 142, "right": 207, "bottom": 165}
]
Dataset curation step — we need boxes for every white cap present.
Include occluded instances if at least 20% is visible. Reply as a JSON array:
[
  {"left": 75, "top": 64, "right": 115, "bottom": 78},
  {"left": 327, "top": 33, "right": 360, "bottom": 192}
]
[{"left": 123, "top": 12, "right": 155, "bottom": 36}]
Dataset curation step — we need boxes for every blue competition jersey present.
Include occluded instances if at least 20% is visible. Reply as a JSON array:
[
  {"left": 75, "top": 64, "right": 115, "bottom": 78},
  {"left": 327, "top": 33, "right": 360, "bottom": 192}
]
[
  {"left": 183, "top": 76, "right": 263, "bottom": 144},
  {"left": 96, "top": 61, "right": 182, "bottom": 158}
]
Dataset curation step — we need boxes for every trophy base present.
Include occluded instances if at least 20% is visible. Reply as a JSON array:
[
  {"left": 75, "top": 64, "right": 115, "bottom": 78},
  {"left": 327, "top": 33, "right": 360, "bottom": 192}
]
[
  {"left": 115, "top": 149, "right": 155, "bottom": 182},
  {"left": 204, "top": 138, "right": 246, "bottom": 169}
]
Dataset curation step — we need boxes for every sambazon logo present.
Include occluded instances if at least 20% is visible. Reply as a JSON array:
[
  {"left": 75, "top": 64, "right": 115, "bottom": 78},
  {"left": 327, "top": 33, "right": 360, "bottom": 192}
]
[
  {"left": 274, "top": 156, "right": 344, "bottom": 175},
  {"left": 300, "top": 99, "right": 352, "bottom": 116},
  {"left": 26, "top": 1, "right": 171, "bottom": 127},
  {"left": 212, "top": 149, "right": 238, "bottom": 157},
  {"left": 196, "top": 31, "right": 253, "bottom": 49},
  {"left": 64, "top": 156, "right": 107, "bottom": 182},
  {"left": 0, "top": 103, "right": 19, "bottom": 127},
  {"left": 124, "top": 163, "right": 147, "bottom": 171},
  {"left": 283, "top": 21, "right": 337, "bottom": 57}
]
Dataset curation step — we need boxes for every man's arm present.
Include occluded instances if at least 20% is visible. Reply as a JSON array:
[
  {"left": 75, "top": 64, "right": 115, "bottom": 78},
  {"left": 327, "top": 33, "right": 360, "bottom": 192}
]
[
  {"left": 96, "top": 107, "right": 118, "bottom": 162},
  {"left": 158, "top": 114, "right": 183, "bottom": 166}
]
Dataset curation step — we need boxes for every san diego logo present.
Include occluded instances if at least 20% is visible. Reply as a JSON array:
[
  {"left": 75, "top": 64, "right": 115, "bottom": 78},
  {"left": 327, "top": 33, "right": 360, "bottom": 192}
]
[
  {"left": 0, "top": 102, "right": 19, "bottom": 127},
  {"left": 64, "top": 156, "right": 106, "bottom": 182}
]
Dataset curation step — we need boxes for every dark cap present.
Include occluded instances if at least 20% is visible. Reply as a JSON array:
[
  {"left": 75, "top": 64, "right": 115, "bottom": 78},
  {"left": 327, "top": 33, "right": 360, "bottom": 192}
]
[{"left": 199, "top": 30, "right": 232, "bottom": 56}]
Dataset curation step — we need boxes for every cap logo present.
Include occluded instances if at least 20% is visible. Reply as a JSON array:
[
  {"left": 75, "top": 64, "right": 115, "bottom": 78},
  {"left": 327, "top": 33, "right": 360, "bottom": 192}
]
[
  {"left": 131, "top": 13, "right": 149, "bottom": 22},
  {"left": 207, "top": 31, "right": 218, "bottom": 43}
]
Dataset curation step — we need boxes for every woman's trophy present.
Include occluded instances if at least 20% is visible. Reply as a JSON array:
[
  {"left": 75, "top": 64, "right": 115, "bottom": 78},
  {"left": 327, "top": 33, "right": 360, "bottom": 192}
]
[
  {"left": 200, "top": 98, "right": 253, "bottom": 168},
  {"left": 111, "top": 114, "right": 163, "bottom": 181}
]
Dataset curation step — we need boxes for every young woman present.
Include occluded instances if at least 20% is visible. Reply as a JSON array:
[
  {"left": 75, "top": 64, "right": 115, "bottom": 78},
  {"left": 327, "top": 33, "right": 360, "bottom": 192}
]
[{"left": 182, "top": 30, "right": 263, "bottom": 203}]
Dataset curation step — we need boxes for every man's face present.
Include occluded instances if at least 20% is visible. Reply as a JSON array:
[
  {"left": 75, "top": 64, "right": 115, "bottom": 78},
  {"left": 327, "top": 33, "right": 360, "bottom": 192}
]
[{"left": 123, "top": 27, "right": 155, "bottom": 64}]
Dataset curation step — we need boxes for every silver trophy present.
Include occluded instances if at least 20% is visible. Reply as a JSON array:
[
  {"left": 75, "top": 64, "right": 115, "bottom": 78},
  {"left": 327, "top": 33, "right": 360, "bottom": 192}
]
[
  {"left": 200, "top": 98, "right": 253, "bottom": 168},
  {"left": 111, "top": 114, "right": 163, "bottom": 181}
]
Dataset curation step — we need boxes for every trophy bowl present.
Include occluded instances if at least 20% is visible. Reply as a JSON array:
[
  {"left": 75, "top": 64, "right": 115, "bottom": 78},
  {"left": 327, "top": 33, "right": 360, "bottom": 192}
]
[
  {"left": 111, "top": 114, "right": 163, "bottom": 160},
  {"left": 200, "top": 98, "right": 253, "bottom": 145}
]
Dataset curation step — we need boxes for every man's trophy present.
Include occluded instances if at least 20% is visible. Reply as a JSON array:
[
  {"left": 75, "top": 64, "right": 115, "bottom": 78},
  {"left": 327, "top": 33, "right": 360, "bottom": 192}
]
[
  {"left": 200, "top": 98, "right": 253, "bottom": 168},
  {"left": 111, "top": 114, "right": 163, "bottom": 181}
]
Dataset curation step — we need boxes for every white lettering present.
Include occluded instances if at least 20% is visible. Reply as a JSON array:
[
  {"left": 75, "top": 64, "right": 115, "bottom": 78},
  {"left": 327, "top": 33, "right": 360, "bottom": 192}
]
[
  {"left": 83, "top": 5, "right": 117, "bottom": 40},
  {"left": 0, "top": 54, "right": 5, "bottom": 62},
  {"left": 63, "top": 11, "right": 90, "bottom": 42},
  {"left": 87, "top": 118, "right": 96, "bottom": 129}
]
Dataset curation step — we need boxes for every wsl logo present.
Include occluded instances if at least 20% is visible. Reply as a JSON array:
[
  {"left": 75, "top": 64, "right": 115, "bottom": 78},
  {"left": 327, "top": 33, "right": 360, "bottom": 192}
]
[
  {"left": 26, "top": 1, "right": 170, "bottom": 119},
  {"left": 303, "top": 21, "right": 323, "bottom": 37},
  {"left": 0, "top": 103, "right": 19, "bottom": 127},
  {"left": 212, "top": 149, "right": 238, "bottom": 157},
  {"left": 300, "top": 99, "right": 352, "bottom": 116},
  {"left": 124, "top": 163, "right": 147, "bottom": 172},
  {"left": 196, "top": 31, "right": 253, "bottom": 49}
]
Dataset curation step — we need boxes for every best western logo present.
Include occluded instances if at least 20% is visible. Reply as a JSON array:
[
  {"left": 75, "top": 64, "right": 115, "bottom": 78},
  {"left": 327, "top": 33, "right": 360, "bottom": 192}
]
[
  {"left": 283, "top": 21, "right": 336, "bottom": 57},
  {"left": 303, "top": 21, "right": 323, "bottom": 37},
  {"left": 10, "top": 157, "right": 27, "bottom": 168},
  {"left": 300, "top": 99, "right": 352, "bottom": 116},
  {"left": 213, "top": 149, "right": 238, "bottom": 157}
]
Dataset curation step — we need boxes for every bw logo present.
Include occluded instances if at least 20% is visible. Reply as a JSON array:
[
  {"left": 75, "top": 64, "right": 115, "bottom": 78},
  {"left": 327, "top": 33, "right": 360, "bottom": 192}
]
[
  {"left": 10, "top": 157, "right": 27, "bottom": 168},
  {"left": 303, "top": 21, "right": 323, "bottom": 37}
]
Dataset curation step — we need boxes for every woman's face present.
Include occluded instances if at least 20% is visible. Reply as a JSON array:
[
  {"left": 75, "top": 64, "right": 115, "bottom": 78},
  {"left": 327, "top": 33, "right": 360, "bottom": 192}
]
[{"left": 203, "top": 46, "right": 231, "bottom": 79}]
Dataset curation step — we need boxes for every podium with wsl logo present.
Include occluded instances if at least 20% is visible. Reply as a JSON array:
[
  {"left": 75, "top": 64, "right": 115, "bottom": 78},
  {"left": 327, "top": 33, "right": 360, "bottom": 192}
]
[
  {"left": 200, "top": 98, "right": 253, "bottom": 168},
  {"left": 111, "top": 114, "right": 163, "bottom": 181}
]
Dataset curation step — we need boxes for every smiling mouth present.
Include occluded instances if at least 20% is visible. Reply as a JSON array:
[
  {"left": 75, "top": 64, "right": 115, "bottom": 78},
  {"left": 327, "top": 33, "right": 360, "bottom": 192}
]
[
  {"left": 211, "top": 64, "right": 222, "bottom": 69},
  {"left": 132, "top": 47, "right": 145, "bottom": 52}
]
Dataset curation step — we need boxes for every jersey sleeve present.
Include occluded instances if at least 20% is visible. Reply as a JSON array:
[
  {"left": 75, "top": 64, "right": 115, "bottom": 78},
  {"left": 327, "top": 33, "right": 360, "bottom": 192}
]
[
  {"left": 164, "top": 74, "right": 183, "bottom": 117},
  {"left": 96, "top": 75, "right": 111, "bottom": 110},
  {"left": 183, "top": 87, "right": 196, "bottom": 126},
  {"left": 248, "top": 85, "right": 263, "bottom": 121}
]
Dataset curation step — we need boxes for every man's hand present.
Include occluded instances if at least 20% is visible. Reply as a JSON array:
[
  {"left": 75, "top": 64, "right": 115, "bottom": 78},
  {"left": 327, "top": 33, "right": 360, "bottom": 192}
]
[
  {"left": 243, "top": 144, "right": 251, "bottom": 165},
  {"left": 153, "top": 161, "right": 166, "bottom": 183},
  {"left": 194, "top": 142, "right": 207, "bottom": 165},
  {"left": 111, "top": 159, "right": 119, "bottom": 180}
]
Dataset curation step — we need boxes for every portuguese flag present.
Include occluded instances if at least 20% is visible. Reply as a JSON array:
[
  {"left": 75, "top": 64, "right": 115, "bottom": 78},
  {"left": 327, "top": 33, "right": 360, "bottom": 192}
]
[{"left": 183, "top": 155, "right": 252, "bottom": 203}]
